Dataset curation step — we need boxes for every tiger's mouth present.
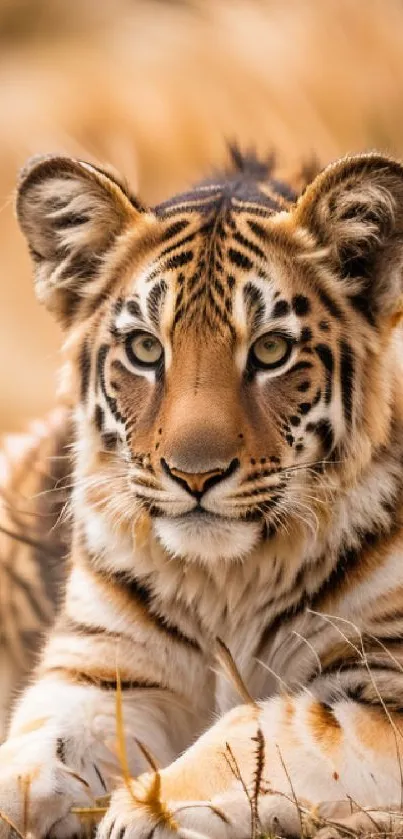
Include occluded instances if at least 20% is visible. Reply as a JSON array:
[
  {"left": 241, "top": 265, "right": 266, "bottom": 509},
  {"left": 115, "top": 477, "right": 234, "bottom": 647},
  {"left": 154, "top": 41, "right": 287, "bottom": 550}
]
[
  {"left": 175, "top": 508, "right": 224, "bottom": 520},
  {"left": 150, "top": 505, "right": 265, "bottom": 523},
  {"left": 149, "top": 491, "right": 272, "bottom": 562}
]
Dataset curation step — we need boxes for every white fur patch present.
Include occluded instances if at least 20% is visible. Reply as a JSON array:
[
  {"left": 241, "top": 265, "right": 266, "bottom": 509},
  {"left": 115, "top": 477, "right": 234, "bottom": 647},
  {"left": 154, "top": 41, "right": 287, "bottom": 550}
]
[{"left": 153, "top": 514, "right": 260, "bottom": 562}]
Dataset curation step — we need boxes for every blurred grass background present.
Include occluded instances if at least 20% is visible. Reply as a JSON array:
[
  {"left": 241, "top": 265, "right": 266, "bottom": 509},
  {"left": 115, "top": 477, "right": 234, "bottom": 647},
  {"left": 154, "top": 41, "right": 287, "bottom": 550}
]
[{"left": 1, "top": 0, "right": 403, "bottom": 430}]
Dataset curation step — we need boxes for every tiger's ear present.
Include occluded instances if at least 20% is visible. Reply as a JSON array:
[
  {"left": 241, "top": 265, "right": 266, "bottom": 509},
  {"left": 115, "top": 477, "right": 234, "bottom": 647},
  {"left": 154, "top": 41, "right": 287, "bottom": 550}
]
[
  {"left": 16, "top": 155, "right": 145, "bottom": 326},
  {"left": 294, "top": 153, "right": 403, "bottom": 321}
]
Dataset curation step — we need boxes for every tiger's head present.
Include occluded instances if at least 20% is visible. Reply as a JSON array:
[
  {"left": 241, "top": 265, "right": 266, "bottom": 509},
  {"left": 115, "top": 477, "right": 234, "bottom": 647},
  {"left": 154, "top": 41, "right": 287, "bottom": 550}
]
[{"left": 16, "top": 151, "right": 403, "bottom": 564}]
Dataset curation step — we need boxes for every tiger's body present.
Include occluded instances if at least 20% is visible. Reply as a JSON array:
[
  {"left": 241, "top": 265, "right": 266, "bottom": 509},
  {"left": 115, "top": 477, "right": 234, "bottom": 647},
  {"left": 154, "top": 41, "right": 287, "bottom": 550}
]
[
  {"left": 0, "top": 410, "right": 70, "bottom": 741},
  {"left": 1, "top": 149, "right": 403, "bottom": 837}
]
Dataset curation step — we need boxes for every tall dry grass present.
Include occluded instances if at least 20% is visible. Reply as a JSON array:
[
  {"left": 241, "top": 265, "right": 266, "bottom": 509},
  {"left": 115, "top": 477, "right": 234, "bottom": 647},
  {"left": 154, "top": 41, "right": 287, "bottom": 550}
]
[{"left": 2, "top": 0, "right": 403, "bottom": 430}]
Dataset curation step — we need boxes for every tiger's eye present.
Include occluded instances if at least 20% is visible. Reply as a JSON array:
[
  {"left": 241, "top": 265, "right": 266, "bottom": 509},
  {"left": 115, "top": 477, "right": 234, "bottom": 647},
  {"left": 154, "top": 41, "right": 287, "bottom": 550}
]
[
  {"left": 127, "top": 332, "right": 163, "bottom": 367},
  {"left": 251, "top": 333, "right": 291, "bottom": 369}
]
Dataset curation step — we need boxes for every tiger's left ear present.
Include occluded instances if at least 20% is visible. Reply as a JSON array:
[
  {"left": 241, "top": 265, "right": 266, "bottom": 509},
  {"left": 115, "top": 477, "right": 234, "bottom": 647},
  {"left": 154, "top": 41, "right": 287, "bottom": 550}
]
[
  {"left": 294, "top": 153, "right": 403, "bottom": 321},
  {"left": 16, "top": 155, "right": 146, "bottom": 327}
]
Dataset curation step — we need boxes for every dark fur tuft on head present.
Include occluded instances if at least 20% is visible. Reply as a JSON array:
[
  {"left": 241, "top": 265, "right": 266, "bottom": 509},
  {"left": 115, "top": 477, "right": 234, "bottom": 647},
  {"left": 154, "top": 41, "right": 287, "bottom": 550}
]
[{"left": 227, "top": 143, "right": 276, "bottom": 180}]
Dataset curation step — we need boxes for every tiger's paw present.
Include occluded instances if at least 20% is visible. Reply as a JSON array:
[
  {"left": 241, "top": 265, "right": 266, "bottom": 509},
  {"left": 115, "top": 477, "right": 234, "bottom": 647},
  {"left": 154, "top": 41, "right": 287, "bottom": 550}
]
[
  {"left": 97, "top": 777, "right": 304, "bottom": 839},
  {"left": 314, "top": 801, "right": 403, "bottom": 839},
  {"left": 0, "top": 735, "right": 94, "bottom": 838}
]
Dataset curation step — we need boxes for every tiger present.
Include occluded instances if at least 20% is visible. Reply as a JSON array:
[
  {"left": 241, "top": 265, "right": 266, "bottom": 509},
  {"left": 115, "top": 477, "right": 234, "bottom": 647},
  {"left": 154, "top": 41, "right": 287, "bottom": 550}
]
[{"left": 1, "top": 147, "right": 403, "bottom": 839}]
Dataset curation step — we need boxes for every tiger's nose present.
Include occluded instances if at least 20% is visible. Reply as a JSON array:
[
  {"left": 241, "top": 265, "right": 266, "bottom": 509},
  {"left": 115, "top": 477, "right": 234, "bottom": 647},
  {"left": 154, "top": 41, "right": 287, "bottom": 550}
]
[{"left": 161, "top": 458, "right": 239, "bottom": 499}]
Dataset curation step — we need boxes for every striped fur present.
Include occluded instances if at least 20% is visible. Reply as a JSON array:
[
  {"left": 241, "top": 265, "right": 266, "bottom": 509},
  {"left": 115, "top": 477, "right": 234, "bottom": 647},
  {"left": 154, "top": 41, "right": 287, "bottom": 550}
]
[
  {"left": 1, "top": 149, "right": 403, "bottom": 837},
  {"left": 0, "top": 410, "right": 71, "bottom": 741}
]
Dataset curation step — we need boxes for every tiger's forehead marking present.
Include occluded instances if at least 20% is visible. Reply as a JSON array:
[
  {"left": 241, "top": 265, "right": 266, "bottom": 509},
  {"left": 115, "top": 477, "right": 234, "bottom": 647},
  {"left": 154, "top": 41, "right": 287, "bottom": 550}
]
[
  {"left": 158, "top": 184, "right": 294, "bottom": 335},
  {"left": 111, "top": 173, "right": 299, "bottom": 343}
]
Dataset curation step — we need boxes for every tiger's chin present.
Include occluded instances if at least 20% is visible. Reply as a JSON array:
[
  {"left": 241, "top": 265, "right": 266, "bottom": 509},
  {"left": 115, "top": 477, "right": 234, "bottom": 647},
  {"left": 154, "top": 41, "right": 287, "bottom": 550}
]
[{"left": 153, "top": 512, "right": 262, "bottom": 563}]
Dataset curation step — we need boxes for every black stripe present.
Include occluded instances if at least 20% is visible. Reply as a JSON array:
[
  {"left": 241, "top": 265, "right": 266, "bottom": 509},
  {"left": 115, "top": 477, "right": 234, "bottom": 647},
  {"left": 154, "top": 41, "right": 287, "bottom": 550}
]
[
  {"left": 97, "top": 344, "right": 125, "bottom": 424},
  {"left": 111, "top": 570, "right": 201, "bottom": 652},
  {"left": 246, "top": 219, "right": 268, "bottom": 243},
  {"left": 79, "top": 340, "right": 91, "bottom": 402},
  {"left": 292, "top": 295, "right": 311, "bottom": 316},
  {"left": 257, "top": 524, "right": 398, "bottom": 664},
  {"left": 349, "top": 288, "right": 376, "bottom": 325},
  {"left": 321, "top": 662, "right": 403, "bottom": 679},
  {"left": 228, "top": 248, "right": 253, "bottom": 271},
  {"left": 288, "top": 360, "right": 314, "bottom": 375},
  {"left": 56, "top": 738, "right": 67, "bottom": 764},
  {"left": 317, "top": 288, "right": 344, "bottom": 320},
  {"left": 300, "top": 326, "right": 312, "bottom": 344},
  {"left": 159, "top": 230, "right": 197, "bottom": 257},
  {"left": 63, "top": 670, "right": 163, "bottom": 691},
  {"left": 310, "top": 672, "right": 403, "bottom": 712},
  {"left": 113, "top": 297, "right": 124, "bottom": 317},
  {"left": 127, "top": 299, "right": 142, "bottom": 318},
  {"left": 307, "top": 418, "right": 334, "bottom": 456},
  {"left": 312, "top": 528, "right": 385, "bottom": 605},
  {"left": 147, "top": 280, "right": 167, "bottom": 328},
  {"left": 208, "top": 297, "right": 231, "bottom": 326},
  {"left": 164, "top": 251, "right": 194, "bottom": 270},
  {"left": 233, "top": 229, "right": 266, "bottom": 261},
  {"left": 243, "top": 282, "right": 265, "bottom": 329},
  {"left": 87, "top": 163, "right": 145, "bottom": 212},
  {"left": 94, "top": 404, "right": 104, "bottom": 432},
  {"left": 60, "top": 618, "right": 123, "bottom": 639},
  {"left": 312, "top": 387, "right": 322, "bottom": 407},
  {"left": 339, "top": 340, "right": 355, "bottom": 426},
  {"left": 297, "top": 380, "right": 311, "bottom": 392},
  {"left": 314, "top": 344, "right": 334, "bottom": 403},
  {"left": 272, "top": 299, "right": 290, "bottom": 319},
  {"left": 101, "top": 431, "right": 118, "bottom": 451},
  {"left": 51, "top": 211, "right": 88, "bottom": 230},
  {"left": 340, "top": 683, "right": 403, "bottom": 712},
  {"left": 160, "top": 219, "right": 189, "bottom": 241}
]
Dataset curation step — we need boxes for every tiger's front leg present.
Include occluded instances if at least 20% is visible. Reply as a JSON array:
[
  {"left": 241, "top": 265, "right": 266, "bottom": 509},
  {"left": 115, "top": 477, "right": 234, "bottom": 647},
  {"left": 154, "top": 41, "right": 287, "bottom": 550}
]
[
  {"left": 0, "top": 562, "right": 206, "bottom": 839},
  {"left": 0, "top": 677, "right": 199, "bottom": 839},
  {"left": 99, "top": 693, "right": 403, "bottom": 839}
]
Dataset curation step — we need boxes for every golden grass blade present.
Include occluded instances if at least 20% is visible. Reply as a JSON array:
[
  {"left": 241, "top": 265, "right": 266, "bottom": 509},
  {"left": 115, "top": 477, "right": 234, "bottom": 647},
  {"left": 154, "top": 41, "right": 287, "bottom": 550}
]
[
  {"left": 71, "top": 795, "right": 111, "bottom": 826},
  {"left": 215, "top": 638, "right": 256, "bottom": 706},
  {"left": 21, "top": 775, "right": 31, "bottom": 838},
  {"left": 134, "top": 738, "right": 160, "bottom": 773},
  {"left": 276, "top": 744, "right": 304, "bottom": 837}
]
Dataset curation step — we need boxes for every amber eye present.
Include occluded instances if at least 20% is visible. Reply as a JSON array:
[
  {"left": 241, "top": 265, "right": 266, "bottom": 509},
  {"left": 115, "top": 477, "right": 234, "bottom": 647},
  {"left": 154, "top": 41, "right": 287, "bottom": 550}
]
[
  {"left": 250, "top": 333, "right": 292, "bottom": 370},
  {"left": 125, "top": 331, "right": 163, "bottom": 368}
]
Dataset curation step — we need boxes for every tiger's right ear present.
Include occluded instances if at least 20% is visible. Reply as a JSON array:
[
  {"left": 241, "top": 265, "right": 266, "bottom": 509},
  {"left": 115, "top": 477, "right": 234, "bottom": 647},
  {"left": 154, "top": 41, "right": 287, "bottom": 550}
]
[{"left": 16, "top": 155, "right": 146, "bottom": 327}]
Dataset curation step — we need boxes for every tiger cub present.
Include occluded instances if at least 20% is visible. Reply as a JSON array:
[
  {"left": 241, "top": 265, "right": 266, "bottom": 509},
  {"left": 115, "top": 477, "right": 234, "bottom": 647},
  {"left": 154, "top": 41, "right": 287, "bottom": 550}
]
[{"left": 1, "top": 150, "right": 403, "bottom": 838}]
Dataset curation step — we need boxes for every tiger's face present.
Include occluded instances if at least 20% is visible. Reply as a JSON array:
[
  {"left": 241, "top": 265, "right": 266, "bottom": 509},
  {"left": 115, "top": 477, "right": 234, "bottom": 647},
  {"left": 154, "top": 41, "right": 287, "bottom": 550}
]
[
  {"left": 87, "top": 215, "right": 345, "bottom": 563},
  {"left": 16, "top": 152, "right": 403, "bottom": 562}
]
